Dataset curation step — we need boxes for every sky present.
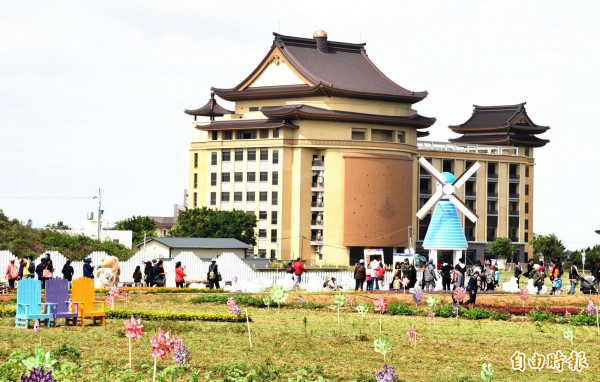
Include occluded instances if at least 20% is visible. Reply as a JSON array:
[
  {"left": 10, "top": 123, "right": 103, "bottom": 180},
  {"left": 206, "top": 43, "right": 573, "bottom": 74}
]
[{"left": 1, "top": 0, "right": 598, "bottom": 251}]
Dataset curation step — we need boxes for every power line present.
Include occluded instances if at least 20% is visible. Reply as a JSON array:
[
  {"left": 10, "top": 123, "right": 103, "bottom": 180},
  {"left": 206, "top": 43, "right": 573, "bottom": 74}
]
[{"left": 0, "top": 196, "right": 93, "bottom": 199}]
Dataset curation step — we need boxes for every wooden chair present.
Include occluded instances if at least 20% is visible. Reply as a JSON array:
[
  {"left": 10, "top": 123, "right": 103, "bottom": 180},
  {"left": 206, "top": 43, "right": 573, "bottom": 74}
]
[
  {"left": 71, "top": 277, "right": 106, "bottom": 327},
  {"left": 15, "top": 278, "right": 54, "bottom": 329},
  {"left": 45, "top": 278, "right": 79, "bottom": 327}
]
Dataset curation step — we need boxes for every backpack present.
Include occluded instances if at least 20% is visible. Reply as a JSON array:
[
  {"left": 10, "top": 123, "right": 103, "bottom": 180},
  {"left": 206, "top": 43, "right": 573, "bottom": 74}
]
[
  {"left": 28, "top": 262, "right": 35, "bottom": 274},
  {"left": 208, "top": 264, "right": 217, "bottom": 280},
  {"left": 286, "top": 266, "right": 294, "bottom": 274},
  {"left": 486, "top": 270, "right": 494, "bottom": 284},
  {"left": 9, "top": 266, "right": 19, "bottom": 280}
]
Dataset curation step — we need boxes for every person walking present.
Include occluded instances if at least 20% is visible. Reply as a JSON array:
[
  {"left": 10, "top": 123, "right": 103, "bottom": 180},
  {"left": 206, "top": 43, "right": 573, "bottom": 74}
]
[
  {"left": 153, "top": 260, "right": 166, "bottom": 287},
  {"left": 525, "top": 259, "right": 534, "bottom": 280},
  {"left": 424, "top": 259, "right": 437, "bottom": 291},
  {"left": 143, "top": 261, "right": 153, "bottom": 287},
  {"left": 514, "top": 261, "right": 522, "bottom": 288},
  {"left": 175, "top": 261, "right": 187, "bottom": 288},
  {"left": 83, "top": 258, "right": 94, "bottom": 279},
  {"left": 457, "top": 259, "right": 466, "bottom": 287},
  {"left": 366, "top": 264, "right": 374, "bottom": 291},
  {"left": 5, "top": 259, "right": 19, "bottom": 290},
  {"left": 353, "top": 259, "right": 366, "bottom": 291},
  {"left": 61, "top": 260, "right": 74, "bottom": 288},
  {"left": 132, "top": 265, "right": 143, "bottom": 287},
  {"left": 441, "top": 261, "right": 452, "bottom": 291},
  {"left": 207, "top": 258, "right": 220, "bottom": 289},
  {"left": 376, "top": 263, "right": 385, "bottom": 290},
  {"left": 292, "top": 258, "right": 306, "bottom": 286},
  {"left": 463, "top": 271, "right": 480, "bottom": 306},
  {"left": 532, "top": 264, "right": 544, "bottom": 295},
  {"left": 451, "top": 265, "right": 464, "bottom": 304},
  {"left": 36, "top": 258, "right": 48, "bottom": 289},
  {"left": 568, "top": 263, "right": 581, "bottom": 295}
]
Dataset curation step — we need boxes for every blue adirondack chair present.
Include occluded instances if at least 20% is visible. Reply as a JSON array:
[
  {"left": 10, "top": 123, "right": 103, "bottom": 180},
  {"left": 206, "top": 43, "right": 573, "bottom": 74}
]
[
  {"left": 15, "top": 278, "right": 54, "bottom": 329},
  {"left": 45, "top": 278, "right": 79, "bottom": 327}
]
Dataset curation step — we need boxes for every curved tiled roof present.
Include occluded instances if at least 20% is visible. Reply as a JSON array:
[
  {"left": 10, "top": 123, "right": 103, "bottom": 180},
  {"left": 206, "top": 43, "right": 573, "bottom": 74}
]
[
  {"left": 194, "top": 119, "right": 298, "bottom": 131},
  {"left": 449, "top": 103, "right": 550, "bottom": 147},
  {"left": 184, "top": 92, "right": 233, "bottom": 118},
  {"left": 260, "top": 104, "right": 435, "bottom": 129},
  {"left": 213, "top": 33, "right": 428, "bottom": 104}
]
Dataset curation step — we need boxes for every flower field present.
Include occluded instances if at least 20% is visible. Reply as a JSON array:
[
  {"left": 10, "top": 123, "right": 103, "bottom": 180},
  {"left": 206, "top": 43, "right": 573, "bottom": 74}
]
[{"left": 0, "top": 291, "right": 598, "bottom": 381}]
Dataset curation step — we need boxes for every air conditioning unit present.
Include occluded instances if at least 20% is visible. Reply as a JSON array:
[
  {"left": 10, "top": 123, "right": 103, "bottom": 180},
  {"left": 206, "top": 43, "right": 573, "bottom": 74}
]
[
  {"left": 315, "top": 246, "right": 321, "bottom": 253},
  {"left": 317, "top": 176, "right": 324, "bottom": 184},
  {"left": 316, "top": 214, "right": 322, "bottom": 221}
]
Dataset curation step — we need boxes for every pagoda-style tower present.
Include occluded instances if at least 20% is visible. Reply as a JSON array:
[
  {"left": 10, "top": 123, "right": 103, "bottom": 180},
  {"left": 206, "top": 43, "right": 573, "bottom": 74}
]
[
  {"left": 185, "top": 92, "right": 233, "bottom": 121},
  {"left": 449, "top": 103, "right": 549, "bottom": 147}
]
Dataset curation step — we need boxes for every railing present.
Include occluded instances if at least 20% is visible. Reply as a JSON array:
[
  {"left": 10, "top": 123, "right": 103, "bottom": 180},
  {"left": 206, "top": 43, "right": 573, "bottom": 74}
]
[
  {"left": 509, "top": 193, "right": 520, "bottom": 199},
  {"left": 487, "top": 210, "right": 498, "bottom": 215},
  {"left": 465, "top": 191, "right": 476, "bottom": 197},
  {"left": 417, "top": 141, "right": 520, "bottom": 156},
  {"left": 487, "top": 192, "right": 498, "bottom": 198},
  {"left": 311, "top": 202, "right": 324, "bottom": 208},
  {"left": 509, "top": 210, "right": 519, "bottom": 216},
  {"left": 509, "top": 174, "right": 520, "bottom": 180},
  {"left": 311, "top": 220, "right": 324, "bottom": 225}
]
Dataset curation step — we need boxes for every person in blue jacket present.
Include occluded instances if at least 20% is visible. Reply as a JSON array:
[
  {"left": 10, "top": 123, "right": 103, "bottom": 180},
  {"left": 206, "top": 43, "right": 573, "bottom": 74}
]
[{"left": 83, "top": 258, "right": 94, "bottom": 279}]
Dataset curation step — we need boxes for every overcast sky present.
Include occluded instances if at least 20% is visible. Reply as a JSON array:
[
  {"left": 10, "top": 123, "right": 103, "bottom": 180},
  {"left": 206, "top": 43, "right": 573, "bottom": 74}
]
[{"left": 1, "top": 1, "right": 598, "bottom": 251}]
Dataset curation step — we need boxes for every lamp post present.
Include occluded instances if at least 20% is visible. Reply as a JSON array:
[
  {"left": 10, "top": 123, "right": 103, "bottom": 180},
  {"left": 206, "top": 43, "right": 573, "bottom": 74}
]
[{"left": 93, "top": 188, "right": 102, "bottom": 242}]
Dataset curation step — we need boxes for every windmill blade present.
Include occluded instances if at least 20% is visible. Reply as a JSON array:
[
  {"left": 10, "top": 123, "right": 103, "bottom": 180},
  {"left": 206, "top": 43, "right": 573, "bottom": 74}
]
[
  {"left": 448, "top": 194, "right": 478, "bottom": 222},
  {"left": 453, "top": 162, "right": 480, "bottom": 190},
  {"left": 418, "top": 157, "right": 447, "bottom": 184},
  {"left": 416, "top": 190, "right": 444, "bottom": 220}
]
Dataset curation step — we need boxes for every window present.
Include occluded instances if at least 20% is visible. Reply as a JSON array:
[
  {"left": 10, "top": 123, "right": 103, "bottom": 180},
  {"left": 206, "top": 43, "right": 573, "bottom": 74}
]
[
  {"left": 271, "top": 211, "right": 277, "bottom": 224},
  {"left": 210, "top": 173, "right": 217, "bottom": 186},
  {"left": 211, "top": 131, "right": 218, "bottom": 140},
  {"left": 272, "top": 171, "right": 279, "bottom": 185},
  {"left": 234, "top": 192, "right": 243, "bottom": 202},
  {"left": 258, "top": 249, "right": 267, "bottom": 258},
  {"left": 260, "top": 148, "right": 268, "bottom": 161},
  {"left": 234, "top": 172, "right": 243, "bottom": 182},
  {"left": 249, "top": 106, "right": 259, "bottom": 112},
  {"left": 193, "top": 192, "right": 197, "bottom": 208},
  {"left": 222, "top": 150, "right": 230, "bottom": 162},
  {"left": 524, "top": 219, "right": 529, "bottom": 229},
  {"left": 247, "top": 192, "right": 255, "bottom": 202},
  {"left": 246, "top": 211, "right": 255, "bottom": 216},
  {"left": 272, "top": 191, "right": 278, "bottom": 205},
  {"left": 443, "top": 160, "right": 453, "bottom": 173},
  {"left": 351, "top": 128, "right": 366, "bottom": 140},
  {"left": 525, "top": 148, "right": 530, "bottom": 157},
  {"left": 193, "top": 173, "right": 198, "bottom": 188},
  {"left": 371, "top": 129, "right": 393, "bottom": 142},
  {"left": 221, "top": 192, "right": 230, "bottom": 202},
  {"left": 193, "top": 153, "right": 198, "bottom": 168},
  {"left": 223, "top": 131, "right": 233, "bottom": 140},
  {"left": 258, "top": 229, "right": 267, "bottom": 238},
  {"left": 237, "top": 130, "right": 257, "bottom": 140},
  {"left": 248, "top": 149, "right": 256, "bottom": 161},
  {"left": 273, "top": 128, "right": 280, "bottom": 138},
  {"left": 260, "top": 130, "right": 269, "bottom": 138},
  {"left": 271, "top": 229, "right": 277, "bottom": 243},
  {"left": 221, "top": 173, "right": 230, "bottom": 182},
  {"left": 525, "top": 203, "right": 529, "bottom": 214},
  {"left": 247, "top": 172, "right": 256, "bottom": 182},
  {"left": 211, "top": 152, "right": 217, "bottom": 165},
  {"left": 525, "top": 166, "right": 530, "bottom": 177},
  {"left": 260, "top": 172, "right": 268, "bottom": 182},
  {"left": 259, "top": 192, "right": 267, "bottom": 202},
  {"left": 397, "top": 131, "right": 405, "bottom": 143},
  {"left": 272, "top": 150, "right": 279, "bottom": 164},
  {"left": 259, "top": 211, "right": 267, "bottom": 220},
  {"left": 525, "top": 184, "right": 529, "bottom": 196},
  {"left": 270, "top": 249, "right": 277, "bottom": 259},
  {"left": 210, "top": 192, "right": 216, "bottom": 205},
  {"left": 524, "top": 232, "right": 529, "bottom": 242},
  {"left": 235, "top": 150, "right": 243, "bottom": 161}
]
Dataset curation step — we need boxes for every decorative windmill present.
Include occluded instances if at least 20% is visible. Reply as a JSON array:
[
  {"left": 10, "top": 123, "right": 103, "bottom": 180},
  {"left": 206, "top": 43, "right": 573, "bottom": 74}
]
[{"left": 416, "top": 157, "right": 480, "bottom": 265}]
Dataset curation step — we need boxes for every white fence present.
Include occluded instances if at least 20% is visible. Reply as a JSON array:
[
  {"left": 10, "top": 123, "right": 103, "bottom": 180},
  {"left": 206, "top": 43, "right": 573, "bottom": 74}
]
[{"left": 0, "top": 249, "right": 397, "bottom": 289}]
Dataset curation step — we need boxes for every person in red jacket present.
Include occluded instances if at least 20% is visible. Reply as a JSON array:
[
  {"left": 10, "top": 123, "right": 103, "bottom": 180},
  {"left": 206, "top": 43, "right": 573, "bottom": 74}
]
[
  {"left": 293, "top": 258, "right": 306, "bottom": 285},
  {"left": 175, "top": 261, "right": 187, "bottom": 288}
]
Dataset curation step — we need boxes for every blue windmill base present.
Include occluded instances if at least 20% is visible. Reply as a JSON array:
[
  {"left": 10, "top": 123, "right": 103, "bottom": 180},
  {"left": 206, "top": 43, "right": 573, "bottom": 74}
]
[{"left": 423, "top": 198, "right": 468, "bottom": 250}]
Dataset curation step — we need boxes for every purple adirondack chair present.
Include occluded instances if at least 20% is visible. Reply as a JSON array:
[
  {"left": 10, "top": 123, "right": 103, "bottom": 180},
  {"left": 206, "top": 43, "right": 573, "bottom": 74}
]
[{"left": 45, "top": 278, "right": 79, "bottom": 327}]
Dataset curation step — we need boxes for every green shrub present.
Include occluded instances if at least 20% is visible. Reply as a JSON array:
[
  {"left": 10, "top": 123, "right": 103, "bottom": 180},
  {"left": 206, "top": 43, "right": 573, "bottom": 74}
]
[
  {"left": 462, "top": 308, "right": 492, "bottom": 320},
  {"left": 388, "top": 303, "right": 415, "bottom": 316},
  {"left": 529, "top": 309, "right": 556, "bottom": 322},
  {"left": 570, "top": 313, "right": 596, "bottom": 326}
]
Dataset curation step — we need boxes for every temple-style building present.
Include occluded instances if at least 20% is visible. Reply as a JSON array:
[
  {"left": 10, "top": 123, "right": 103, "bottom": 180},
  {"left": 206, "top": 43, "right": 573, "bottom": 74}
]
[{"left": 185, "top": 31, "right": 549, "bottom": 266}]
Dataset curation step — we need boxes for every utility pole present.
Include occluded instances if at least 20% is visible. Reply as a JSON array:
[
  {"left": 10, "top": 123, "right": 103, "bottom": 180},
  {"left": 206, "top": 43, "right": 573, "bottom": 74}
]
[{"left": 95, "top": 188, "right": 102, "bottom": 242}]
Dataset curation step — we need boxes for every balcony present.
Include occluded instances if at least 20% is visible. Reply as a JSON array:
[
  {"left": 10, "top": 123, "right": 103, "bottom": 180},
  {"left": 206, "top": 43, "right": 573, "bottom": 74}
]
[
  {"left": 509, "top": 174, "right": 520, "bottom": 181},
  {"left": 311, "top": 202, "right": 324, "bottom": 211},
  {"left": 509, "top": 209, "right": 519, "bottom": 216},
  {"left": 487, "top": 209, "right": 498, "bottom": 215},
  {"left": 487, "top": 192, "right": 498, "bottom": 198},
  {"left": 311, "top": 220, "right": 324, "bottom": 226},
  {"left": 311, "top": 182, "right": 324, "bottom": 192},
  {"left": 312, "top": 159, "right": 324, "bottom": 171},
  {"left": 488, "top": 173, "right": 498, "bottom": 181},
  {"left": 310, "top": 235, "right": 323, "bottom": 245},
  {"left": 465, "top": 191, "right": 476, "bottom": 198},
  {"left": 509, "top": 193, "right": 520, "bottom": 199}
]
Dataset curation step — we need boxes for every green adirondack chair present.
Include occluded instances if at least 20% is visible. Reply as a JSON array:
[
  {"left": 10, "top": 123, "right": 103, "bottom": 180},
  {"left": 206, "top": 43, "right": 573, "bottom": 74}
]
[
  {"left": 72, "top": 277, "right": 105, "bottom": 326},
  {"left": 15, "top": 278, "right": 54, "bottom": 329}
]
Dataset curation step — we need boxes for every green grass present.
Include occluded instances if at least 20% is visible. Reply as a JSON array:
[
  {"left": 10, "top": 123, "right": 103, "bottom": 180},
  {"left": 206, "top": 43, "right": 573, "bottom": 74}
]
[{"left": 0, "top": 293, "right": 598, "bottom": 381}]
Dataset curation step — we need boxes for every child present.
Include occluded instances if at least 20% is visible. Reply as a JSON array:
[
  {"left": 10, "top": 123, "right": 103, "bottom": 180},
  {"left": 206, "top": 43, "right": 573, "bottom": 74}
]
[
  {"left": 392, "top": 275, "right": 401, "bottom": 291},
  {"left": 366, "top": 265, "right": 373, "bottom": 291},
  {"left": 551, "top": 277, "right": 563, "bottom": 295}
]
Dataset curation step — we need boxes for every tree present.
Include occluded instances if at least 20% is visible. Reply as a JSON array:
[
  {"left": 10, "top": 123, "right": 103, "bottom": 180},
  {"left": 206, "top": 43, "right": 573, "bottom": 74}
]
[
  {"left": 487, "top": 237, "right": 516, "bottom": 262},
  {"left": 45, "top": 221, "right": 71, "bottom": 230},
  {"left": 113, "top": 216, "right": 157, "bottom": 246},
  {"left": 170, "top": 207, "right": 257, "bottom": 246},
  {"left": 530, "top": 233, "right": 565, "bottom": 262}
]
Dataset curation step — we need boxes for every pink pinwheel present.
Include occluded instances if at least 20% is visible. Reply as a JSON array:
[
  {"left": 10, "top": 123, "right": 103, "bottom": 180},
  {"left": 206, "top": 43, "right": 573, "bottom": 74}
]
[
  {"left": 519, "top": 288, "right": 530, "bottom": 307},
  {"left": 407, "top": 325, "right": 418, "bottom": 348},
  {"left": 428, "top": 311, "right": 435, "bottom": 323},
  {"left": 125, "top": 315, "right": 144, "bottom": 342},
  {"left": 374, "top": 298, "right": 389, "bottom": 313},
  {"left": 33, "top": 319, "right": 40, "bottom": 335},
  {"left": 346, "top": 296, "right": 355, "bottom": 307},
  {"left": 227, "top": 297, "right": 242, "bottom": 317},
  {"left": 453, "top": 287, "right": 466, "bottom": 304},
  {"left": 150, "top": 328, "right": 182, "bottom": 360},
  {"left": 149, "top": 328, "right": 183, "bottom": 382}
]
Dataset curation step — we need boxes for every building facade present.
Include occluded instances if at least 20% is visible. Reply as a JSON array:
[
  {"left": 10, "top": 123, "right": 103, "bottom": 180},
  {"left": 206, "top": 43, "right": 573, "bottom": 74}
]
[{"left": 185, "top": 31, "right": 549, "bottom": 266}]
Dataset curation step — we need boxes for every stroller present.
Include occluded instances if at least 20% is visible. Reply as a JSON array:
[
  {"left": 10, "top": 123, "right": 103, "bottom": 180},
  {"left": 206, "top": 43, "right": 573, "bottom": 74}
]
[{"left": 580, "top": 276, "right": 598, "bottom": 295}]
